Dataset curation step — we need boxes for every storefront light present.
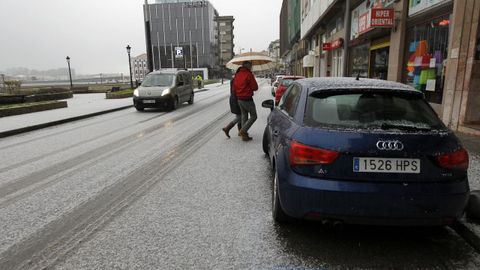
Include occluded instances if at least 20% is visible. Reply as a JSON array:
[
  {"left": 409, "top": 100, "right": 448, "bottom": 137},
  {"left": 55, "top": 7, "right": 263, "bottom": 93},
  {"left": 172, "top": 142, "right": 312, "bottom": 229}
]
[{"left": 439, "top": 20, "right": 450, "bottom": 26}]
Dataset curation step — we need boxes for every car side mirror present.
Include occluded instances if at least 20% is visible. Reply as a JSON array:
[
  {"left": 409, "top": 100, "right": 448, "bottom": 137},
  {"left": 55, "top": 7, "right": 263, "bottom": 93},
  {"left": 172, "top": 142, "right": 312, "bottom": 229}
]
[
  {"left": 274, "top": 82, "right": 279, "bottom": 87},
  {"left": 262, "top": 99, "right": 274, "bottom": 111}
]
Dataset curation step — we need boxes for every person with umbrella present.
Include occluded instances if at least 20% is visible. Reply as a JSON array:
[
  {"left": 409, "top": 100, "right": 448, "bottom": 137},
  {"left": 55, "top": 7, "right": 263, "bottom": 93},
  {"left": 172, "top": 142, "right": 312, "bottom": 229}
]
[
  {"left": 222, "top": 68, "right": 242, "bottom": 138},
  {"left": 233, "top": 61, "right": 258, "bottom": 141}
]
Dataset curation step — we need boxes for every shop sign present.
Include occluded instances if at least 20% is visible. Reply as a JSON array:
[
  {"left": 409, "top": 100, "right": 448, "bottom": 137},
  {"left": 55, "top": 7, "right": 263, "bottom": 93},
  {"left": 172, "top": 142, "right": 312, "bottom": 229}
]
[
  {"left": 358, "top": 12, "right": 371, "bottom": 34},
  {"left": 358, "top": 8, "right": 394, "bottom": 35},
  {"left": 367, "top": 0, "right": 395, "bottom": 9},
  {"left": 322, "top": 38, "right": 344, "bottom": 51},
  {"left": 409, "top": 0, "right": 451, "bottom": 17},
  {"left": 370, "top": 8, "right": 394, "bottom": 27},
  {"left": 352, "top": 0, "right": 396, "bottom": 39}
]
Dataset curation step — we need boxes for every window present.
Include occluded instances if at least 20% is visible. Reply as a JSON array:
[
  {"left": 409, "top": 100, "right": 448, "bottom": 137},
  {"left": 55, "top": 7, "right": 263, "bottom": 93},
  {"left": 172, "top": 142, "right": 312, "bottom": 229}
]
[
  {"left": 331, "top": 49, "right": 344, "bottom": 77},
  {"left": 141, "top": 74, "right": 174, "bottom": 87},
  {"left": 404, "top": 15, "right": 451, "bottom": 104},
  {"left": 349, "top": 43, "right": 369, "bottom": 77},
  {"left": 304, "top": 91, "right": 445, "bottom": 131},
  {"left": 279, "top": 85, "right": 302, "bottom": 117}
]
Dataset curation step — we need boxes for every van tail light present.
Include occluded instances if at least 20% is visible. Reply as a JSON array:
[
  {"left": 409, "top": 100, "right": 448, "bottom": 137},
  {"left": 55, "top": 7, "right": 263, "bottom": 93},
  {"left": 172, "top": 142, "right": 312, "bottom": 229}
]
[
  {"left": 289, "top": 141, "right": 339, "bottom": 166},
  {"left": 436, "top": 148, "right": 469, "bottom": 171}
]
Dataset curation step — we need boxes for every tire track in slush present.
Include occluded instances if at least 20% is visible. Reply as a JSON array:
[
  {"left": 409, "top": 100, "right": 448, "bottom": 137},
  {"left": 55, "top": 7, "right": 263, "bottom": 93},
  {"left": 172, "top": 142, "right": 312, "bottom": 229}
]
[
  {"left": 0, "top": 89, "right": 221, "bottom": 152},
  {"left": 0, "top": 110, "right": 231, "bottom": 270},
  {"left": 0, "top": 92, "right": 229, "bottom": 209}
]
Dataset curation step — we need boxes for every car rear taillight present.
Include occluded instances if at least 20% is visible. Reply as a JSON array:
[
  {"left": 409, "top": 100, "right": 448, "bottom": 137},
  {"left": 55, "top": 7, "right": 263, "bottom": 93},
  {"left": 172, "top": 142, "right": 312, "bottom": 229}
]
[
  {"left": 289, "top": 141, "right": 339, "bottom": 166},
  {"left": 436, "top": 148, "right": 469, "bottom": 171}
]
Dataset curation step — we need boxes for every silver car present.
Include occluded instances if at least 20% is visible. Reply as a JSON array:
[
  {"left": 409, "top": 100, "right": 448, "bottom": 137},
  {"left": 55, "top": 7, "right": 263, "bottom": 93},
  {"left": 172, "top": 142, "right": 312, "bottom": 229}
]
[{"left": 133, "top": 70, "right": 194, "bottom": 111}]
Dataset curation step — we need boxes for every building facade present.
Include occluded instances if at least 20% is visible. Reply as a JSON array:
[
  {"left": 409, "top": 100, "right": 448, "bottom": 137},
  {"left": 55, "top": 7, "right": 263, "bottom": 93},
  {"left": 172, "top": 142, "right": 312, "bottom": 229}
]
[
  {"left": 132, "top": 53, "right": 149, "bottom": 82},
  {"left": 216, "top": 16, "right": 235, "bottom": 66},
  {"left": 284, "top": 0, "right": 480, "bottom": 135},
  {"left": 145, "top": 0, "right": 220, "bottom": 75}
]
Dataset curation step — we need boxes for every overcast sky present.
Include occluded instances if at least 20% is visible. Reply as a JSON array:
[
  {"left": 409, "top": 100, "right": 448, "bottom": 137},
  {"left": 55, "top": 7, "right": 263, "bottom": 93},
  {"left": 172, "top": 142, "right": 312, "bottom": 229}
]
[{"left": 0, "top": 0, "right": 281, "bottom": 75}]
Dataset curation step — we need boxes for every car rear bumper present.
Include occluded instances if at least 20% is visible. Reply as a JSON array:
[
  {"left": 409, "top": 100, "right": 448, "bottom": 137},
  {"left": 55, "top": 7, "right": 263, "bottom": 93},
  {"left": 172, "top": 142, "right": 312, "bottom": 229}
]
[
  {"left": 278, "top": 165, "right": 470, "bottom": 226},
  {"left": 133, "top": 96, "right": 173, "bottom": 108}
]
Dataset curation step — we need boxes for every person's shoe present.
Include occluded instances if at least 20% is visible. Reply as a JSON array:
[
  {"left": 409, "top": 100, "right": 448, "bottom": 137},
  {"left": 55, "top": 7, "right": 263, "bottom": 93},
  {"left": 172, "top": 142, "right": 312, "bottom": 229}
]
[
  {"left": 222, "top": 123, "right": 235, "bottom": 139},
  {"left": 239, "top": 130, "right": 252, "bottom": 141},
  {"left": 222, "top": 127, "right": 231, "bottom": 138}
]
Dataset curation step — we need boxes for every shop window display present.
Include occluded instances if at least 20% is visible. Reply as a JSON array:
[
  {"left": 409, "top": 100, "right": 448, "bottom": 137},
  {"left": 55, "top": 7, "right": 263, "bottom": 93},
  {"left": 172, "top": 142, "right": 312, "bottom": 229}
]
[
  {"left": 370, "top": 46, "right": 389, "bottom": 80},
  {"left": 349, "top": 43, "right": 369, "bottom": 77},
  {"left": 404, "top": 15, "right": 450, "bottom": 104}
]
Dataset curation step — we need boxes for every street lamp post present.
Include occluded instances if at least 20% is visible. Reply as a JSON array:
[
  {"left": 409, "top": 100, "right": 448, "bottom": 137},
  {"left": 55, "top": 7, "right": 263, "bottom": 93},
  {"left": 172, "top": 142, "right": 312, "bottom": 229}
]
[
  {"left": 66, "top": 56, "right": 73, "bottom": 89},
  {"left": 126, "top": 45, "right": 134, "bottom": 89}
]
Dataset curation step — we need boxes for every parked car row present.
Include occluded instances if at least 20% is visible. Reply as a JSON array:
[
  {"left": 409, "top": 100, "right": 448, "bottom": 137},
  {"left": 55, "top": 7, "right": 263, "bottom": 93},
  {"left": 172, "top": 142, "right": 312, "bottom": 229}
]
[{"left": 261, "top": 77, "right": 471, "bottom": 226}]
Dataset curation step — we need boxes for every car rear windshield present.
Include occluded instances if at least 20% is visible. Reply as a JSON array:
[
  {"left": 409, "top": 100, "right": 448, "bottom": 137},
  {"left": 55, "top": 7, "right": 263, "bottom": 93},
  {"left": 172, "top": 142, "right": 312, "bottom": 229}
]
[
  {"left": 281, "top": 79, "right": 297, "bottom": 87},
  {"left": 142, "top": 74, "right": 175, "bottom": 87},
  {"left": 304, "top": 91, "right": 446, "bottom": 132}
]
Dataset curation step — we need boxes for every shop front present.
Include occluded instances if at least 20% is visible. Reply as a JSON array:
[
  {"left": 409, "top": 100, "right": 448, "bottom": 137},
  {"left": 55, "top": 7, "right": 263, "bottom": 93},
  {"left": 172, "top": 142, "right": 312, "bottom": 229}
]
[
  {"left": 403, "top": 0, "right": 452, "bottom": 105},
  {"left": 348, "top": 0, "right": 395, "bottom": 79},
  {"left": 323, "top": 38, "right": 344, "bottom": 77},
  {"left": 369, "top": 38, "right": 390, "bottom": 80}
]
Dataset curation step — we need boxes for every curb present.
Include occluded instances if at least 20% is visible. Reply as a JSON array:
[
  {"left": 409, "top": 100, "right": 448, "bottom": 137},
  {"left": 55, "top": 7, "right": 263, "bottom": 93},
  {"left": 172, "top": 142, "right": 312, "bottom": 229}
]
[
  {"left": 0, "top": 105, "right": 133, "bottom": 139},
  {"left": 0, "top": 101, "right": 68, "bottom": 117},
  {"left": 451, "top": 220, "right": 480, "bottom": 253}
]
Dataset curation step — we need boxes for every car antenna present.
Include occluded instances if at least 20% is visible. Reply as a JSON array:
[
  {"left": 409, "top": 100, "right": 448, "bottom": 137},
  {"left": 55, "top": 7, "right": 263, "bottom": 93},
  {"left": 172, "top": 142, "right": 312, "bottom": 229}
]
[{"left": 356, "top": 72, "right": 360, "bottom": 81}]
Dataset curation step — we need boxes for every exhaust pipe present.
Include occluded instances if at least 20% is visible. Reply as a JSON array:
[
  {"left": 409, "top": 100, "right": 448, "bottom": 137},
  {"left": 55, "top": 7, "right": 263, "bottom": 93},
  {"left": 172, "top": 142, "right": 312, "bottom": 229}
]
[
  {"left": 321, "top": 219, "right": 332, "bottom": 227},
  {"left": 333, "top": 220, "right": 344, "bottom": 230}
]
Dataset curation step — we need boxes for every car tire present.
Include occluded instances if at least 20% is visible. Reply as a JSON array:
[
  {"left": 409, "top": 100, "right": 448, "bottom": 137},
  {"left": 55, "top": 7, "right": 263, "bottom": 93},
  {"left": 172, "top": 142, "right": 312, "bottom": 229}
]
[
  {"left": 466, "top": 190, "right": 480, "bottom": 221},
  {"left": 135, "top": 105, "right": 144, "bottom": 111},
  {"left": 262, "top": 126, "right": 269, "bottom": 155},
  {"left": 272, "top": 169, "right": 291, "bottom": 223},
  {"left": 170, "top": 96, "right": 179, "bottom": 111},
  {"left": 188, "top": 92, "right": 194, "bottom": 105}
]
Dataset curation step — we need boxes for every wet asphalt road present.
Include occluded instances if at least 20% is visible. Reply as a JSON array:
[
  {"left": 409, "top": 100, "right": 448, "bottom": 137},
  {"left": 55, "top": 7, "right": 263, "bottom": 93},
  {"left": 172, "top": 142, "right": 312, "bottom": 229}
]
[{"left": 1, "top": 79, "right": 480, "bottom": 269}]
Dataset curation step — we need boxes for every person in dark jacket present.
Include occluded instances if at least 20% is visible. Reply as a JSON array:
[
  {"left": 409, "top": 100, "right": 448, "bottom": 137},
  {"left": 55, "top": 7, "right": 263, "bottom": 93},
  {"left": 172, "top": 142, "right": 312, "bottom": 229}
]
[
  {"left": 233, "top": 61, "right": 259, "bottom": 141},
  {"left": 222, "top": 69, "right": 242, "bottom": 138}
]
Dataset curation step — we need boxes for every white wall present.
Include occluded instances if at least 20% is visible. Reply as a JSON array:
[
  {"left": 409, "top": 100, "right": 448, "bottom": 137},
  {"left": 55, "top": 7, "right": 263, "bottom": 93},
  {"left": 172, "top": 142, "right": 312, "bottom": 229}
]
[{"left": 300, "top": 0, "right": 335, "bottom": 39}]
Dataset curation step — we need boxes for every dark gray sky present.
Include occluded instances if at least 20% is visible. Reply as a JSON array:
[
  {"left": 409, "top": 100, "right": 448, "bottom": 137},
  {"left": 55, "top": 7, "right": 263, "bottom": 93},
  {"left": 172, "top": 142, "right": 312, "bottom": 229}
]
[{"left": 0, "top": 0, "right": 281, "bottom": 75}]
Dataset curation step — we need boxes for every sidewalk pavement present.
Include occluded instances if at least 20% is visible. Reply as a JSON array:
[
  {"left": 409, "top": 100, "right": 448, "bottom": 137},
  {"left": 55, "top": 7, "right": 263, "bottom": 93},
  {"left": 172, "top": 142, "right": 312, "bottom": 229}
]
[{"left": 0, "top": 84, "right": 226, "bottom": 138}]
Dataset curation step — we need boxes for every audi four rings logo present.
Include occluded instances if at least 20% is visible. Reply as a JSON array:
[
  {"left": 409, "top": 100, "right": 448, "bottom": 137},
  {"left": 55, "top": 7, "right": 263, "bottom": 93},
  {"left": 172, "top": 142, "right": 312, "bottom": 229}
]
[{"left": 376, "top": 140, "right": 404, "bottom": 151}]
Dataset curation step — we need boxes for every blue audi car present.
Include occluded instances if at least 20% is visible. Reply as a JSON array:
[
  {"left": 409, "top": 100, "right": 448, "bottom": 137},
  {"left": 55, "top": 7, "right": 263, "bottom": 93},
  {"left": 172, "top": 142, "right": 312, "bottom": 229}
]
[{"left": 261, "top": 77, "right": 470, "bottom": 226}]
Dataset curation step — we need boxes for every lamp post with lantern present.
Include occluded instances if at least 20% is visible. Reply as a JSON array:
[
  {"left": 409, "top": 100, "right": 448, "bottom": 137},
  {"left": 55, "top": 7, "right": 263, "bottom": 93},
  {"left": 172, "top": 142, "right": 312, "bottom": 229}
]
[
  {"left": 66, "top": 56, "right": 73, "bottom": 89},
  {"left": 126, "top": 45, "right": 134, "bottom": 89}
]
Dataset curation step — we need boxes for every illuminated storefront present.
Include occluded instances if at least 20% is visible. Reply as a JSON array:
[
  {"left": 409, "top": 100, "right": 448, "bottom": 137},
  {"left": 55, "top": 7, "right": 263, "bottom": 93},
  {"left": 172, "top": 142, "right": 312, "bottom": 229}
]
[{"left": 403, "top": 0, "right": 452, "bottom": 104}]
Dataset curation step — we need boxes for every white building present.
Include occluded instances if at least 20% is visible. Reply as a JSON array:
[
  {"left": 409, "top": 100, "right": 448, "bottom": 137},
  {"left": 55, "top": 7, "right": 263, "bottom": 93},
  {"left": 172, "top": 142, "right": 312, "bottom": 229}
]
[{"left": 132, "top": 53, "right": 149, "bottom": 82}]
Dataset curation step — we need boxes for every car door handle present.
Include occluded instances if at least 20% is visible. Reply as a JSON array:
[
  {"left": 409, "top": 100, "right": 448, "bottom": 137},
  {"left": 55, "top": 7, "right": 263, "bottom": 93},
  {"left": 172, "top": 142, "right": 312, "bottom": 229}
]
[{"left": 272, "top": 130, "right": 280, "bottom": 137}]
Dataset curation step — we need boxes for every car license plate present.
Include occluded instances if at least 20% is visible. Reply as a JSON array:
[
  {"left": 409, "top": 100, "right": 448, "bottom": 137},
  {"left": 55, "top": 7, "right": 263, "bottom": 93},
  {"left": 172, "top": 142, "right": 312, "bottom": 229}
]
[
  {"left": 353, "top": 157, "right": 420, "bottom": 174},
  {"left": 143, "top": 100, "right": 156, "bottom": 104}
]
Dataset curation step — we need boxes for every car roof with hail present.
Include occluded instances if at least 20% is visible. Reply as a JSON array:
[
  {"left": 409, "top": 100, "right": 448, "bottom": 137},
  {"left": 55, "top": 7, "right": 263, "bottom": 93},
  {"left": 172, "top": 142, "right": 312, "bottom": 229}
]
[{"left": 297, "top": 77, "right": 419, "bottom": 94}]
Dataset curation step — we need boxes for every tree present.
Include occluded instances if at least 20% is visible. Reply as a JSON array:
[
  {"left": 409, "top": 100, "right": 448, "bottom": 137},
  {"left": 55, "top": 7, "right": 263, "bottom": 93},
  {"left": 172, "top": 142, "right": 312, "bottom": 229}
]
[{"left": 4, "top": 80, "right": 22, "bottom": 94}]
